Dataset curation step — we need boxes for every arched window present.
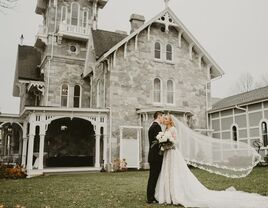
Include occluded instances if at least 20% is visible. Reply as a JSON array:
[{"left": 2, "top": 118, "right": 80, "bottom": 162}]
[
  {"left": 166, "top": 44, "right": 173, "bottom": 61},
  {"left": 61, "top": 6, "right": 67, "bottom": 23},
  {"left": 153, "top": 78, "right": 161, "bottom": 103},
  {"left": 167, "top": 80, "right": 174, "bottom": 104},
  {"left": 61, "top": 84, "right": 68, "bottom": 107},
  {"left": 154, "top": 42, "right": 161, "bottom": 59},
  {"left": 82, "top": 10, "right": 88, "bottom": 28},
  {"left": 73, "top": 85, "right": 81, "bottom": 108},
  {"left": 232, "top": 125, "right": 238, "bottom": 141},
  {"left": 71, "top": 2, "right": 80, "bottom": 26},
  {"left": 261, "top": 121, "right": 268, "bottom": 147}
]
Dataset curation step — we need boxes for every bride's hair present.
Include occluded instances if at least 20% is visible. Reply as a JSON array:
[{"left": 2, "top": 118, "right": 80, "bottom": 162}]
[{"left": 166, "top": 114, "right": 175, "bottom": 127}]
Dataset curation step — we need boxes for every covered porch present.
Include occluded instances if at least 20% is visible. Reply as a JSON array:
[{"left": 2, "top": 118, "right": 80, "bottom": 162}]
[{"left": 19, "top": 107, "right": 109, "bottom": 177}]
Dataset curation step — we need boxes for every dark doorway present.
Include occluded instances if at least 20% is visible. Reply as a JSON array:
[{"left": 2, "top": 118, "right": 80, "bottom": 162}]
[{"left": 44, "top": 117, "right": 95, "bottom": 167}]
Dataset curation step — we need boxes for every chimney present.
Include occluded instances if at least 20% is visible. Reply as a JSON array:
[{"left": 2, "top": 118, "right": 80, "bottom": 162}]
[
  {"left": 20, "top": 34, "right": 24, "bottom": 46},
  {"left": 129, "top": 14, "right": 145, "bottom": 33}
]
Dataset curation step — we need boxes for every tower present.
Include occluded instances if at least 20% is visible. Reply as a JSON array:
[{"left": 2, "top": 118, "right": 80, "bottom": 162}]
[{"left": 34, "top": 0, "right": 109, "bottom": 107}]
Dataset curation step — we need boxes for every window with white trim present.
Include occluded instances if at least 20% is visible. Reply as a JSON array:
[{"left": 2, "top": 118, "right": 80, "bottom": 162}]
[
  {"left": 61, "top": 84, "right": 68, "bottom": 107},
  {"left": 154, "top": 42, "right": 161, "bottom": 59},
  {"left": 61, "top": 6, "right": 67, "bottom": 23},
  {"left": 71, "top": 2, "right": 79, "bottom": 26},
  {"left": 153, "top": 78, "right": 161, "bottom": 103},
  {"left": 82, "top": 10, "right": 88, "bottom": 28},
  {"left": 166, "top": 44, "right": 173, "bottom": 61},
  {"left": 261, "top": 121, "right": 268, "bottom": 147},
  {"left": 232, "top": 125, "right": 238, "bottom": 141},
  {"left": 73, "top": 85, "right": 81, "bottom": 108},
  {"left": 167, "top": 80, "right": 174, "bottom": 104}
]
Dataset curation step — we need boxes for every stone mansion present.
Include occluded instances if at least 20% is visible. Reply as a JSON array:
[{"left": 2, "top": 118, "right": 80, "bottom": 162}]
[{"left": 0, "top": 0, "right": 225, "bottom": 177}]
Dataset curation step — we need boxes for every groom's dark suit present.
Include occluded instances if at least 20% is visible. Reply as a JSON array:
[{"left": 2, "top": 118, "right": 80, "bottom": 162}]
[{"left": 147, "top": 121, "right": 163, "bottom": 202}]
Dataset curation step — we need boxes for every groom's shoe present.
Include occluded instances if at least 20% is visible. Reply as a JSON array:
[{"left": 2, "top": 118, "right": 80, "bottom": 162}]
[{"left": 146, "top": 199, "right": 159, "bottom": 204}]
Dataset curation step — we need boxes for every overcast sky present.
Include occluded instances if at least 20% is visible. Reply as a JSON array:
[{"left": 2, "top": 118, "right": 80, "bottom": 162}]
[{"left": 0, "top": 0, "right": 267, "bottom": 114}]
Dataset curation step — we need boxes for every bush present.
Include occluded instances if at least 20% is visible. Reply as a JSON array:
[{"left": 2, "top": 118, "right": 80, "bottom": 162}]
[
  {"left": 112, "top": 159, "right": 128, "bottom": 172},
  {"left": 0, "top": 164, "right": 26, "bottom": 179}
]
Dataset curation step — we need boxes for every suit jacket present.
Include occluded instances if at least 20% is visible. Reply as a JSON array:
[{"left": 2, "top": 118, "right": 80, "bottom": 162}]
[{"left": 148, "top": 122, "right": 163, "bottom": 163}]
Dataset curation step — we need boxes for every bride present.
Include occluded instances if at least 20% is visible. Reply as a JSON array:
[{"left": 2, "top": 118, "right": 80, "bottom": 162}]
[{"left": 154, "top": 114, "right": 268, "bottom": 208}]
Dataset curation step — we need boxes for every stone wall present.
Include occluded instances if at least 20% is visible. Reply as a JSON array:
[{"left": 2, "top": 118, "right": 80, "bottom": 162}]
[{"left": 97, "top": 23, "right": 210, "bottom": 163}]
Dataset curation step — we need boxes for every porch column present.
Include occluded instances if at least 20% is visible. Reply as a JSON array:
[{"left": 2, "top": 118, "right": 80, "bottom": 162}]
[
  {"left": 38, "top": 134, "right": 45, "bottom": 170},
  {"left": 103, "top": 135, "right": 107, "bottom": 166},
  {"left": 26, "top": 134, "right": 34, "bottom": 171},
  {"left": 21, "top": 122, "right": 28, "bottom": 168},
  {"left": 95, "top": 134, "right": 101, "bottom": 168},
  {"left": 21, "top": 138, "right": 28, "bottom": 168}
]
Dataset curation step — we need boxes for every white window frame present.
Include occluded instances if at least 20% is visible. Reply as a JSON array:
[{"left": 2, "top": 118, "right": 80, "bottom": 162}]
[
  {"left": 73, "top": 84, "right": 82, "bottom": 108},
  {"left": 154, "top": 41, "right": 162, "bottom": 60},
  {"left": 60, "top": 83, "right": 69, "bottom": 108},
  {"left": 259, "top": 119, "right": 268, "bottom": 147},
  {"left": 166, "top": 43, "right": 173, "bottom": 62},
  {"left": 82, "top": 9, "right": 89, "bottom": 28},
  {"left": 166, "top": 79, "right": 175, "bottom": 105},
  {"left": 153, "top": 78, "right": 162, "bottom": 105},
  {"left": 70, "top": 2, "right": 80, "bottom": 26},
  {"left": 60, "top": 6, "right": 68, "bottom": 23},
  {"left": 231, "top": 124, "right": 239, "bottom": 142}
]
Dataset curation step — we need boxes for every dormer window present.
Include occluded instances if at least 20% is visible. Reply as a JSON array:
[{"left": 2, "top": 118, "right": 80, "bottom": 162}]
[{"left": 154, "top": 42, "right": 161, "bottom": 59}]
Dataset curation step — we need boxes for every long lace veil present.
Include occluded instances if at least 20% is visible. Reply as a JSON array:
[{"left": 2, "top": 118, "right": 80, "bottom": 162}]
[{"left": 171, "top": 115, "right": 261, "bottom": 178}]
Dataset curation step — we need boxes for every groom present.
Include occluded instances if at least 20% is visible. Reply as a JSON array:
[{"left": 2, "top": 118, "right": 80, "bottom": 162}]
[{"left": 146, "top": 111, "right": 164, "bottom": 204}]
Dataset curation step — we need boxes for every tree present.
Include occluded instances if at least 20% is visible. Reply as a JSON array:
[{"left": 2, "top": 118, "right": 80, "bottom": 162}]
[
  {"left": 0, "top": 0, "right": 17, "bottom": 12},
  {"left": 233, "top": 72, "right": 255, "bottom": 94}
]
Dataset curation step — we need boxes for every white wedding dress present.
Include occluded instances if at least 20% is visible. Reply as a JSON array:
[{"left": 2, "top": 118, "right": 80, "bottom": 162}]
[{"left": 155, "top": 127, "right": 268, "bottom": 208}]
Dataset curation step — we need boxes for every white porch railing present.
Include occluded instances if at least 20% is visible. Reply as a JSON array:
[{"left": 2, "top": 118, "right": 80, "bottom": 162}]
[{"left": 59, "top": 22, "right": 90, "bottom": 40}]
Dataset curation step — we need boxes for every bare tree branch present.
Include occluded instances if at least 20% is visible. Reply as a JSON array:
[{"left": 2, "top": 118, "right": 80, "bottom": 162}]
[{"left": 0, "top": 0, "right": 18, "bottom": 13}]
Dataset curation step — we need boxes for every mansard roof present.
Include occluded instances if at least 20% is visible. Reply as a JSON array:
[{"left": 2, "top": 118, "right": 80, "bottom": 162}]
[
  {"left": 13, "top": 45, "right": 42, "bottom": 96},
  {"left": 210, "top": 85, "right": 268, "bottom": 112},
  {"left": 92, "top": 29, "right": 127, "bottom": 59},
  {"left": 96, "top": 7, "right": 224, "bottom": 79}
]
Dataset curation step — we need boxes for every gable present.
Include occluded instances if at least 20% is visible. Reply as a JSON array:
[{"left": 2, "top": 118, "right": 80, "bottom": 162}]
[{"left": 93, "top": 7, "right": 224, "bottom": 79}]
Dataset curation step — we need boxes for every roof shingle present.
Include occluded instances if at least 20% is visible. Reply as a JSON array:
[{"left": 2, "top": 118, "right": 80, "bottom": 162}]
[{"left": 92, "top": 29, "right": 127, "bottom": 59}]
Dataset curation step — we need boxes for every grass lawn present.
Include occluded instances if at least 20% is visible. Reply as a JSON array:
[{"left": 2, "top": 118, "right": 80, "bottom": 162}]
[{"left": 0, "top": 167, "right": 268, "bottom": 208}]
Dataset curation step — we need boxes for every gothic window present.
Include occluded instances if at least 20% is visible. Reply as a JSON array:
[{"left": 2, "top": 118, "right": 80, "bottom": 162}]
[
  {"left": 61, "top": 84, "right": 68, "bottom": 107},
  {"left": 61, "top": 6, "right": 67, "bottom": 23},
  {"left": 71, "top": 2, "right": 80, "bottom": 26},
  {"left": 167, "top": 80, "right": 174, "bottom": 104},
  {"left": 166, "top": 44, "right": 173, "bottom": 61},
  {"left": 232, "top": 125, "right": 238, "bottom": 141},
  {"left": 73, "top": 85, "right": 81, "bottom": 108},
  {"left": 261, "top": 121, "right": 268, "bottom": 147},
  {"left": 154, "top": 42, "right": 161, "bottom": 59},
  {"left": 82, "top": 10, "right": 89, "bottom": 28},
  {"left": 153, "top": 78, "right": 161, "bottom": 103}
]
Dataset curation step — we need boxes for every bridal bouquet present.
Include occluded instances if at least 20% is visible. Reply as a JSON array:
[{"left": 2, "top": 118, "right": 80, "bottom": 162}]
[{"left": 152, "top": 131, "right": 176, "bottom": 155}]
